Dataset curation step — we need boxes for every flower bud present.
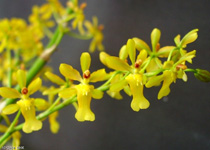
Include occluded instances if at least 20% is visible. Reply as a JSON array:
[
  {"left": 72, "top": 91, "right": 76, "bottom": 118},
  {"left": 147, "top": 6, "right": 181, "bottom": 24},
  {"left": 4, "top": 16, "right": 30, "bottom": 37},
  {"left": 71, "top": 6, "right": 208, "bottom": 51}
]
[{"left": 194, "top": 69, "right": 210, "bottom": 82}]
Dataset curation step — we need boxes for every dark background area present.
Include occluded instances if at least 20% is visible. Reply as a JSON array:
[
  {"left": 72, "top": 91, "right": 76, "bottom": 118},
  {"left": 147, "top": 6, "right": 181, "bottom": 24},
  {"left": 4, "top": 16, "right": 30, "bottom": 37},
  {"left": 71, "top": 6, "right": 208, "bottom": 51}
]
[{"left": 0, "top": 0, "right": 210, "bottom": 150}]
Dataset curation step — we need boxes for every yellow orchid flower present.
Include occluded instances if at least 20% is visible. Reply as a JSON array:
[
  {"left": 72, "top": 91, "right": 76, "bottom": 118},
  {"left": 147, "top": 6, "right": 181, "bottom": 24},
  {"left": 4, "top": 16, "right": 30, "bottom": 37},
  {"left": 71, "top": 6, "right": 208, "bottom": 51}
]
[
  {"left": 0, "top": 70, "right": 44, "bottom": 133},
  {"left": 36, "top": 86, "right": 61, "bottom": 134},
  {"left": 132, "top": 28, "right": 163, "bottom": 72},
  {"left": 67, "top": 0, "right": 86, "bottom": 34},
  {"left": 48, "top": 0, "right": 66, "bottom": 17},
  {"left": 84, "top": 17, "right": 104, "bottom": 52},
  {"left": 146, "top": 50, "right": 196, "bottom": 99},
  {"left": 0, "top": 18, "right": 28, "bottom": 52},
  {"left": 43, "top": 71, "right": 68, "bottom": 95},
  {"left": 175, "top": 29, "right": 198, "bottom": 48},
  {"left": 59, "top": 52, "right": 107, "bottom": 122},
  {"left": 100, "top": 39, "right": 150, "bottom": 111},
  {"left": 42, "top": 71, "right": 68, "bottom": 134},
  {"left": 29, "top": 3, "right": 54, "bottom": 38}
]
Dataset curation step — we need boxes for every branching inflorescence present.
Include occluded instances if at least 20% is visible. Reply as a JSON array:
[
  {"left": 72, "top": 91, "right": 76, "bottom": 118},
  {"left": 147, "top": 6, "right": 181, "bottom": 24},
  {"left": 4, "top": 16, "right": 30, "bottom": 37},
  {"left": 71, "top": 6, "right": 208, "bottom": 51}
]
[{"left": 0, "top": 0, "right": 209, "bottom": 148}]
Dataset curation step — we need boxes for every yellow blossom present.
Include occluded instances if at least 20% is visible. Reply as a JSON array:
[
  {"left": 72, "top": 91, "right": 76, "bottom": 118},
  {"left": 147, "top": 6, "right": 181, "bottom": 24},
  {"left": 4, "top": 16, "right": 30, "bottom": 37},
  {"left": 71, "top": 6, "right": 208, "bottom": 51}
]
[
  {"left": 100, "top": 39, "right": 150, "bottom": 111},
  {"left": 29, "top": 4, "right": 54, "bottom": 38},
  {"left": 0, "top": 69, "right": 45, "bottom": 133},
  {"left": 85, "top": 17, "right": 104, "bottom": 52},
  {"left": 67, "top": 0, "right": 86, "bottom": 34},
  {"left": 146, "top": 50, "right": 196, "bottom": 99},
  {"left": 59, "top": 52, "right": 107, "bottom": 121}
]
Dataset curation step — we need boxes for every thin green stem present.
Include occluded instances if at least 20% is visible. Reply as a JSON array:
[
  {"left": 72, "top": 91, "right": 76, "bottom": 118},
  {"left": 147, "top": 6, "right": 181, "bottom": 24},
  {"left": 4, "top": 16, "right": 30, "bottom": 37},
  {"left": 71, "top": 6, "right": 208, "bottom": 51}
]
[
  {"left": 0, "top": 110, "right": 21, "bottom": 146},
  {"left": 167, "top": 47, "right": 178, "bottom": 61},
  {"left": 97, "top": 71, "right": 122, "bottom": 91},
  {"left": 15, "top": 95, "right": 76, "bottom": 132},
  {"left": 0, "top": 96, "right": 77, "bottom": 145},
  {"left": 185, "top": 68, "right": 196, "bottom": 73},
  {"left": 140, "top": 56, "right": 152, "bottom": 73},
  {"left": 155, "top": 57, "right": 162, "bottom": 68},
  {"left": 144, "top": 68, "right": 164, "bottom": 77},
  {"left": 0, "top": 136, "right": 12, "bottom": 148},
  {"left": 0, "top": 27, "right": 64, "bottom": 124},
  {"left": 47, "top": 97, "right": 62, "bottom": 112}
]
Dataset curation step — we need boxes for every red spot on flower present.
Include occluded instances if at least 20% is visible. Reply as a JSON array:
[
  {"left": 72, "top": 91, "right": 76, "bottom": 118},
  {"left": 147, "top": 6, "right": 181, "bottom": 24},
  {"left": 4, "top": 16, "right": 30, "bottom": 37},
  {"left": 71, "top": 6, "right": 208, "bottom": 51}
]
[
  {"left": 156, "top": 43, "right": 160, "bottom": 52},
  {"left": 176, "top": 64, "right": 187, "bottom": 70},
  {"left": 83, "top": 70, "right": 91, "bottom": 79},
  {"left": 134, "top": 59, "right": 142, "bottom": 69},
  {"left": 21, "top": 87, "right": 28, "bottom": 95}
]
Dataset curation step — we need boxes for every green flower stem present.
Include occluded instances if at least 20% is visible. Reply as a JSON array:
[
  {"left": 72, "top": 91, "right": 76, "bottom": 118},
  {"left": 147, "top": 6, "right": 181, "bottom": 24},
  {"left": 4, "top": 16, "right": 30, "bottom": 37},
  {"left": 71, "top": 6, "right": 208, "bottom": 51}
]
[
  {"left": 38, "top": 95, "right": 77, "bottom": 120},
  {"left": 0, "top": 27, "right": 64, "bottom": 122},
  {"left": 167, "top": 47, "right": 178, "bottom": 61},
  {"left": 144, "top": 68, "right": 164, "bottom": 77},
  {"left": 0, "top": 136, "right": 11, "bottom": 149},
  {"left": 140, "top": 56, "right": 153, "bottom": 73},
  {"left": 0, "top": 96, "right": 77, "bottom": 145},
  {"left": 0, "top": 110, "right": 21, "bottom": 147},
  {"left": 97, "top": 71, "right": 122, "bottom": 91},
  {"left": 155, "top": 57, "right": 162, "bottom": 68},
  {"left": 185, "top": 68, "right": 196, "bottom": 73},
  {"left": 47, "top": 97, "right": 62, "bottom": 112}
]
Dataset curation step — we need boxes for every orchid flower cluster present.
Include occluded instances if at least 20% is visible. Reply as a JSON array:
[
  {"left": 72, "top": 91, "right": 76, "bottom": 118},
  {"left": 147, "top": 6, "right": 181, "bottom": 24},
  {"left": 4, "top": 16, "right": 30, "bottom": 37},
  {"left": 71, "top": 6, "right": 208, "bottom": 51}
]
[{"left": 0, "top": 0, "right": 209, "bottom": 148}]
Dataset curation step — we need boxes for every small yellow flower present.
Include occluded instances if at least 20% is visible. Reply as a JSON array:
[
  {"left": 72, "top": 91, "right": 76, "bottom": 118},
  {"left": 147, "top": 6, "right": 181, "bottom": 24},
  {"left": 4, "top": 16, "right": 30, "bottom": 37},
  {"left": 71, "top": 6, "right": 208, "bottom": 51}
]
[
  {"left": 0, "top": 70, "right": 44, "bottom": 133},
  {"left": 59, "top": 52, "right": 107, "bottom": 122},
  {"left": 29, "top": 4, "right": 54, "bottom": 38},
  {"left": 84, "top": 17, "right": 104, "bottom": 52},
  {"left": 146, "top": 50, "right": 196, "bottom": 99},
  {"left": 126, "top": 74, "right": 150, "bottom": 111},
  {"left": 67, "top": 0, "right": 86, "bottom": 34},
  {"left": 48, "top": 0, "right": 66, "bottom": 17},
  {"left": 100, "top": 39, "right": 150, "bottom": 111},
  {"left": 133, "top": 28, "right": 163, "bottom": 72},
  {"left": 0, "top": 18, "right": 27, "bottom": 52}
]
